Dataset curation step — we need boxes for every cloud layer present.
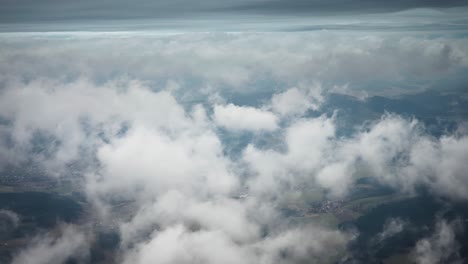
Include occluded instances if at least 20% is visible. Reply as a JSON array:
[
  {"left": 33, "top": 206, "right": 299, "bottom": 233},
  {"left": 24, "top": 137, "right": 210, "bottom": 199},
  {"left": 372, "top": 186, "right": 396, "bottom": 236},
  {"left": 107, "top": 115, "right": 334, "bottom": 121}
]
[{"left": 0, "top": 31, "right": 467, "bottom": 263}]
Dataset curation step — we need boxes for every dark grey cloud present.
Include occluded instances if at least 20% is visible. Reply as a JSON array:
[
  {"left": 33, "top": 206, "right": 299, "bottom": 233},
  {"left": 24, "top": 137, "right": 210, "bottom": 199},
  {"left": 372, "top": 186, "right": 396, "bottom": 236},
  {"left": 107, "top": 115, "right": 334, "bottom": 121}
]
[
  {"left": 1, "top": 0, "right": 467, "bottom": 25},
  {"left": 230, "top": 0, "right": 468, "bottom": 15},
  {"left": 0, "top": 0, "right": 199, "bottom": 22}
]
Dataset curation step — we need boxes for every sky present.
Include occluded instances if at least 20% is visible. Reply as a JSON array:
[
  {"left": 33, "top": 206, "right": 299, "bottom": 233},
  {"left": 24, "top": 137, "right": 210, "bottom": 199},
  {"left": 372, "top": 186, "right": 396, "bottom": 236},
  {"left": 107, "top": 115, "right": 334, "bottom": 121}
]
[
  {"left": 0, "top": 1, "right": 468, "bottom": 264},
  {"left": 2, "top": 0, "right": 468, "bottom": 22},
  {"left": 1, "top": 0, "right": 468, "bottom": 32}
]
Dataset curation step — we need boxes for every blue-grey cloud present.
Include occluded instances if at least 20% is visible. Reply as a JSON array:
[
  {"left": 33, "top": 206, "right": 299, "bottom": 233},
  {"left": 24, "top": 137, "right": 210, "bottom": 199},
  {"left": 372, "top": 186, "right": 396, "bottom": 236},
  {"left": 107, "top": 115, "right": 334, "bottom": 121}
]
[
  {"left": 1, "top": 0, "right": 468, "bottom": 31},
  {"left": 230, "top": 0, "right": 468, "bottom": 14}
]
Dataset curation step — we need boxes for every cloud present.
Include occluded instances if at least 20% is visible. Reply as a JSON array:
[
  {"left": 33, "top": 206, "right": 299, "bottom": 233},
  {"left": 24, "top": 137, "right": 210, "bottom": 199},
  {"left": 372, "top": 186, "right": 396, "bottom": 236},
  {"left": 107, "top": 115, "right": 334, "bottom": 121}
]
[
  {"left": 1, "top": 33, "right": 466, "bottom": 94},
  {"left": 412, "top": 219, "right": 463, "bottom": 264},
  {"left": 0, "top": 53, "right": 352, "bottom": 263},
  {"left": 118, "top": 194, "right": 259, "bottom": 247},
  {"left": 11, "top": 225, "right": 88, "bottom": 264},
  {"left": 377, "top": 218, "right": 406, "bottom": 242},
  {"left": 1, "top": 0, "right": 467, "bottom": 27},
  {"left": 0, "top": 210, "right": 20, "bottom": 239},
  {"left": 87, "top": 123, "right": 238, "bottom": 201},
  {"left": 233, "top": 0, "right": 468, "bottom": 15},
  {"left": 0, "top": 31, "right": 467, "bottom": 264},
  {"left": 213, "top": 104, "right": 278, "bottom": 132},
  {"left": 270, "top": 84, "right": 323, "bottom": 116},
  {"left": 255, "top": 225, "right": 351, "bottom": 264},
  {"left": 0, "top": 78, "right": 192, "bottom": 174},
  {"left": 122, "top": 223, "right": 350, "bottom": 264},
  {"left": 86, "top": 114, "right": 352, "bottom": 264},
  {"left": 243, "top": 115, "right": 336, "bottom": 197},
  {"left": 243, "top": 113, "right": 468, "bottom": 200},
  {"left": 2, "top": 35, "right": 465, "bottom": 197},
  {"left": 122, "top": 225, "right": 250, "bottom": 264},
  {"left": 405, "top": 135, "right": 468, "bottom": 200}
]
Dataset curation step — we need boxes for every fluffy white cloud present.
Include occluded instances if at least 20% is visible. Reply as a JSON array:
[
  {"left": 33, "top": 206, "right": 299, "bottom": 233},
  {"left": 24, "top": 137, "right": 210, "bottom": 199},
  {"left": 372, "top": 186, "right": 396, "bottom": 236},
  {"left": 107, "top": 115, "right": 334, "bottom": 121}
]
[
  {"left": 270, "top": 84, "right": 323, "bottom": 116},
  {"left": 12, "top": 225, "right": 88, "bottom": 264},
  {"left": 243, "top": 115, "right": 336, "bottom": 196},
  {"left": 243, "top": 113, "right": 468, "bottom": 200},
  {"left": 255, "top": 225, "right": 350, "bottom": 264},
  {"left": 90, "top": 126, "right": 236, "bottom": 197},
  {"left": 0, "top": 31, "right": 467, "bottom": 264},
  {"left": 213, "top": 104, "right": 278, "bottom": 132},
  {"left": 122, "top": 222, "right": 350, "bottom": 264},
  {"left": 405, "top": 135, "right": 468, "bottom": 200},
  {"left": 0, "top": 78, "right": 192, "bottom": 174},
  {"left": 123, "top": 225, "right": 250, "bottom": 264},
  {"left": 118, "top": 193, "right": 259, "bottom": 247},
  {"left": 0, "top": 71, "right": 352, "bottom": 264}
]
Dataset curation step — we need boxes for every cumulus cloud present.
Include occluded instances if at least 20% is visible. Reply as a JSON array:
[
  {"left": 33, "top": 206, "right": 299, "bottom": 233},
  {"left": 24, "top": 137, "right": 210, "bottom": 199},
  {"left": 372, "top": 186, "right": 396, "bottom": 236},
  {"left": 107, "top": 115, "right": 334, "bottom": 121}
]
[
  {"left": 96, "top": 127, "right": 234, "bottom": 195},
  {"left": 255, "top": 225, "right": 351, "bottom": 264},
  {"left": 1, "top": 76, "right": 467, "bottom": 264},
  {"left": 377, "top": 218, "right": 406, "bottom": 242},
  {"left": 12, "top": 225, "right": 88, "bottom": 264},
  {"left": 85, "top": 116, "right": 352, "bottom": 264},
  {"left": 405, "top": 135, "right": 468, "bottom": 200},
  {"left": 412, "top": 219, "right": 463, "bottom": 264},
  {"left": 243, "top": 113, "right": 468, "bottom": 200},
  {"left": 270, "top": 84, "right": 323, "bottom": 116},
  {"left": 0, "top": 31, "right": 467, "bottom": 264},
  {"left": 213, "top": 104, "right": 278, "bottom": 132},
  {"left": 122, "top": 224, "right": 252, "bottom": 264},
  {"left": 122, "top": 223, "right": 350, "bottom": 264},
  {"left": 0, "top": 78, "right": 192, "bottom": 174},
  {"left": 243, "top": 115, "right": 336, "bottom": 197}
]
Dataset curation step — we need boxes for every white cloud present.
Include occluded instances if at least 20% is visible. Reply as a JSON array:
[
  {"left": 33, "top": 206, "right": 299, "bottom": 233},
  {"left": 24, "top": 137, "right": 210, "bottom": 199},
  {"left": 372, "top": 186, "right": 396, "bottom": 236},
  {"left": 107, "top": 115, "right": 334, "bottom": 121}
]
[
  {"left": 0, "top": 31, "right": 467, "bottom": 264},
  {"left": 243, "top": 115, "right": 337, "bottom": 197},
  {"left": 213, "top": 104, "right": 278, "bottom": 132},
  {"left": 377, "top": 218, "right": 406, "bottom": 242},
  {"left": 243, "top": 113, "right": 468, "bottom": 200},
  {"left": 84, "top": 108, "right": 240, "bottom": 226},
  {"left": 405, "top": 135, "right": 468, "bottom": 200},
  {"left": 122, "top": 222, "right": 350, "bottom": 264},
  {"left": 123, "top": 225, "right": 250, "bottom": 264},
  {"left": 256, "top": 225, "right": 351, "bottom": 264},
  {"left": 119, "top": 192, "right": 259, "bottom": 247},
  {"left": 270, "top": 84, "right": 323, "bottom": 116},
  {"left": 1, "top": 32, "right": 467, "bottom": 96},
  {"left": 412, "top": 220, "right": 462, "bottom": 264},
  {"left": 0, "top": 68, "right": 352, "bottom": 264},
  {"left": 0, "top": 78, "right": 192, "bottom": 174},
  {"left": 12, "top": 225, "right": 88, "bottom": 264}
]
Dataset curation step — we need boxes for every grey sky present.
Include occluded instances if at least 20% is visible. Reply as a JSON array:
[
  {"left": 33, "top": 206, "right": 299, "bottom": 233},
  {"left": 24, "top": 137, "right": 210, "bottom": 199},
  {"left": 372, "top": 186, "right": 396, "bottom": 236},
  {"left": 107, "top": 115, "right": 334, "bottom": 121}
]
[
  {"left": 230, "top": 0, "right": 468, "bottom": 14},
  {"left": 1, "top": 0, "right": 468, "bottom": 25}
]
